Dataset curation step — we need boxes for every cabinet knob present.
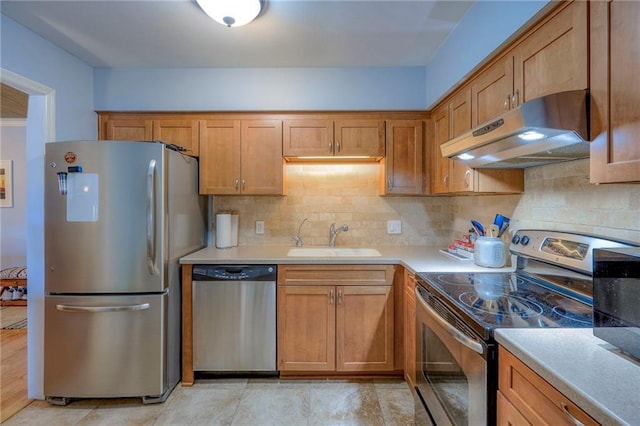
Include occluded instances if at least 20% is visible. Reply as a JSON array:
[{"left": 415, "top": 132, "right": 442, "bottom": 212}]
[
  {"left": 328, "top": 140, "right": 333, "bottom": 153},
  {"left": 464, "top": 170, "right": 472, "bottom": 188},
  {"left": 512, "top": 89, "right": 520, "bottom": 108},
  {"left": 336, "top": 140, "right": 341, "bottom": 153},
  {"left": 338, "top": 289, "right": 343, "bottom": 305},
  {"left": 241, "top": 179, "right": 246, "bottom": 191},
  {"left": 234, "top": 179, "right": 239, "bottom": 191},
  {"left": 504, "top": 95, "right": 510, "bottom": 111},
  {"left": 329, "top": 289, "right": 334, "bottom": 305},
  {"left": 387, "top": 178, "right": 392, "bottom": 190}
]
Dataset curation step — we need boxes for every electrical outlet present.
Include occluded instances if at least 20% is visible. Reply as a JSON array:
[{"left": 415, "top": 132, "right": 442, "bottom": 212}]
[
  {"left": 387, "top": 220, "right": 402, "bottom": 234},
  {"left": 255, "top": 220, "right": 265, "bottom": 235}
]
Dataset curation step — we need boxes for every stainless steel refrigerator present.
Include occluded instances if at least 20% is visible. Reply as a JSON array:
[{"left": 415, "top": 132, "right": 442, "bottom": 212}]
[{"left": 43, "top": 140, "right": 206, "bottom": 405}]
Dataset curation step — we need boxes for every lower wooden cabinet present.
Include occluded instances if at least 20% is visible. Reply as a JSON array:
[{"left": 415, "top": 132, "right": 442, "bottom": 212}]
[
  {"left": 498, "top": 346, "right": 598, "bottom": 426},
  {"left": 277, "top": 265, "right": 395, "bottom": 373},
  {"left": 403, "top": 270, "right": 416, "bottom": 386}
]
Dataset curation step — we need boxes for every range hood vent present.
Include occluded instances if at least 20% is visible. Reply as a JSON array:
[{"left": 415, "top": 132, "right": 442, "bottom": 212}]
[{"left": 440, "top": 90, "right": 590, "bottom": 168}]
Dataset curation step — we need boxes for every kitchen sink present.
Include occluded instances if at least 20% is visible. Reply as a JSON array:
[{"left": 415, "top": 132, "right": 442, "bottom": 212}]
[{"left": 286, "top": 247, "right": 382, "bottom": 257}]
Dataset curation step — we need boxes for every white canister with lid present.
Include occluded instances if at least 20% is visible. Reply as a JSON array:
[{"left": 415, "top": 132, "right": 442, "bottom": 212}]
[{"left": 474, "top": 236, "right": 506, "bottom": 268}]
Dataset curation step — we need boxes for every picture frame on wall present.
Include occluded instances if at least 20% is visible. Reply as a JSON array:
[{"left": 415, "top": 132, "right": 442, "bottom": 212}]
[{"left": 0, "top": 160, "right": 14, "bottom": 208}]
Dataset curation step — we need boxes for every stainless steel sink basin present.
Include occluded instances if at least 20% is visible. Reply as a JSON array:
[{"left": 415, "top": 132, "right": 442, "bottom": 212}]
[{"left": 286, "top": 247, "right": 382, "bottom": 257}]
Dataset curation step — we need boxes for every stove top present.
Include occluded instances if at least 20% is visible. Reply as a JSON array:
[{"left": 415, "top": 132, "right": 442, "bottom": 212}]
[
  {"left": 416, "top": 272, "right": 592, "bottom": 340},
  {"left": 416, "top": 230, "right": 637, "bottom": 341}
]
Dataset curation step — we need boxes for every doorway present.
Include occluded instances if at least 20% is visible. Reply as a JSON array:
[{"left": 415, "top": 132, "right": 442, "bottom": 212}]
[{"left": 1, "top": 67, "right": 55, "bottom": 414}]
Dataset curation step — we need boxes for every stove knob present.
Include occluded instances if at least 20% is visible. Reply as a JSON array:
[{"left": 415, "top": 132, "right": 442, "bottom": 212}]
[
  {"left": 511, "top": 235, "right": 521, "bottom": 245},
  {"left": 520, "top": 235, "right": 530, "bottom": 246}
]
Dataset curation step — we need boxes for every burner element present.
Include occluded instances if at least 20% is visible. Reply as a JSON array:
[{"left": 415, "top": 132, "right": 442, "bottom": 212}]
[
  {"left": 459, "top": 292, "right": 543, "bottom": 320},
  {"left": 551, "top": 304, "right": 592, "bottom": 325}
]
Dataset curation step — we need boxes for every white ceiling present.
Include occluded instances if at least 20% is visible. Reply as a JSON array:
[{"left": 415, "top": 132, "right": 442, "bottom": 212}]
[{"left": 1, "top": 0, "right": 475, "bottom": 68}]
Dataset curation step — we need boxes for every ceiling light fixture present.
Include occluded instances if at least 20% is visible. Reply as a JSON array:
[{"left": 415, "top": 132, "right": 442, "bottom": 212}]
[{"left": 195, "top": 0, "right": 263, "bottom": 28}]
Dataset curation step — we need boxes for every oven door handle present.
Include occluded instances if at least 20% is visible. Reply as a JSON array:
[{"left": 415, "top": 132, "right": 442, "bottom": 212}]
[{"left": 415, "top": 288, "right": 484, "bottom": 355}]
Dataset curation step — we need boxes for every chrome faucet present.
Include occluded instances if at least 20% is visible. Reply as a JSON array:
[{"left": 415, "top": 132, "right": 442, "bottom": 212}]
[
  {"left": 329, "top": 223, "right": 349, "bottom": 247},
  {"left": 292, "top": 218, "right": 309, "bottom": 247}
]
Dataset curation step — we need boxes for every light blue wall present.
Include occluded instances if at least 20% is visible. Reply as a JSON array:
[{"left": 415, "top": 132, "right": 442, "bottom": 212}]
[
  {"left": 94, "top": 67, "right": 427, "bottom": 111},
  {"left": 425, "top": 0, "right": 549, "bottom": 108},
  {"left": 1, "top": 14, "right": 96, "bottom": 140}
]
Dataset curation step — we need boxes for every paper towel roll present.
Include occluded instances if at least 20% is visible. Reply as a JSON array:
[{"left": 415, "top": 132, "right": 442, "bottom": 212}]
[
  {"left": 216, "top": 213, "right": 232, "bottom": 248},
  {"left": 230, "top": 212, "right": 238, "bottom": 247}
]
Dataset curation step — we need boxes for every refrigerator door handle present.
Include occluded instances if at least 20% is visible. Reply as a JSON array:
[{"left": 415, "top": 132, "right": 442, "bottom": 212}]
[
  {"left": 146, "top": 159, "right": 158, "bottom": 275},
  {"left": 56, "top": 303, "right": 151, "bottom": 313}
]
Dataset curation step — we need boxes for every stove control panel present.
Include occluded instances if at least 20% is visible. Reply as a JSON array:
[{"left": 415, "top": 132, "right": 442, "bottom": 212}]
[{"left": 510, "top": 229, "right": 637, "bottom": 274}]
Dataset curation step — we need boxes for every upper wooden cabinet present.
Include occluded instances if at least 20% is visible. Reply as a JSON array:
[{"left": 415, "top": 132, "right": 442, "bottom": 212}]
[
  {"left": 430, "top": 105, "right": 451, "bottom": 195},
  {"left": 382, "top": 120, "right": 424, "bottom": 195},
  {"left": 283, "top": 119, "right": 385, "bottom": 158},
  {"left": 470, "top": 1, "right": 588, "bottom": 127},
  {"left": 471, "top": 56, "right": 514, "bottom": 127},
  {"left": 199, "top": 119, "right": 284, "bottom": 195},
  {"left": 590, "top": 0, "right": 640, "bottom": 183},
  {"left": 429, "top": 88, "right": 523, "bottom": 195},
  {"left": 153, "top": 120, "right": 199, "bottom": 156},
  {"left": 102, "top": 118, "right": 199, "bottom": 156}
]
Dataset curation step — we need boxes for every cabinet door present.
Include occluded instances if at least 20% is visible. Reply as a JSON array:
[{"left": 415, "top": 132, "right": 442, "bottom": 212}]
[
  {"left": 497, "top": 391, "right": 532, "bottom": 426},
  {"left": 448, "top": 88, "right": 475, "bottom": 193},
  {"left": 105, "top": 119, "right": 152, "bottom": 141},
  {"left": 590, "top": 0, "right": 640, "bottom": 183},
  {"left": 384, "top": 120, "right": 423, "bottom": 195},
  {"left": 513, "top": 1, "right": 587, "bottom": 105},
  {"left": 471, "top": 55, "right": 514, "bottom": 126},
  {"left": 430, "top": 106, "right": 451, "bottom": 194},
  {"left": 499, "top": 347, "right": 599, "bottom": 426},
  {"left": 335, "top": 119, "right": 385, "bottom": 157},
  {"left": 153, "top": 120, "right": 199, "bottom": 156},
  {"left": 198, "top": 120, "right": 241, "bottom": 194},
  {"left": 277, "top": 286, "right": 335, "bottom": 371},
  {"left": 240, "top": 120, "right": 284, "bottom": 195},
  {"left": 283, "top": 119, "right": 333, "bottom": 157},
  {"left": 336, "top": 285, "right": 394, "bottom": 372}
]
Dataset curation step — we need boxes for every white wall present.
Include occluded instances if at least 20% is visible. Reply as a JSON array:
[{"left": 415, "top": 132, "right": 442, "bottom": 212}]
[
  {"left": 1, "top": 15, "right": 96, "bottom": 141},
  {"left": 0, "top": 121, "right": 27, "bottom": 267},
  {"left": 93, "top": 66, "right": 427, "bottom": 111},
  {"left": 425, "top": 0, "right": 549, "bottom": 107}
]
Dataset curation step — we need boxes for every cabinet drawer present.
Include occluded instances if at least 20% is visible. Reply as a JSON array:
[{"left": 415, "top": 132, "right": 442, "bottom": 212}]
[
  {"left": 499, "top": 347, "right": 599, "bottom": 426},
  {"left": 278, "top": 264, "right": 394, "bottom": 287}
]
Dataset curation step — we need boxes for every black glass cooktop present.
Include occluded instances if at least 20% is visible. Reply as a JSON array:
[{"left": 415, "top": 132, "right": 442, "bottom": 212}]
[{"left": 416, "top": 272, "right": 593, "bottom": 340}]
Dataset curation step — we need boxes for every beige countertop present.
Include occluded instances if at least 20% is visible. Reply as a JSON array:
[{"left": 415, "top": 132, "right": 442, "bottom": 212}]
[
  {"left": 495, "top": 328, "right": 640, "bottom": 426},
  {"left": 179, "top": 245, "right": 516, "bottom": 274}
]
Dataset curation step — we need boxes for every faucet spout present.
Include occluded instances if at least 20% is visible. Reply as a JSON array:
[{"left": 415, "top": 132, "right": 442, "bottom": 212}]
[
  {"left": 329, "top": 223, "right": 349, "bottom": 247},
  {"left": 292, "top": 218, "right": 309, "bottom": 247}
]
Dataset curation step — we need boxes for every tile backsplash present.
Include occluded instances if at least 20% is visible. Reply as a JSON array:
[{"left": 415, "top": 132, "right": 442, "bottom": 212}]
[{"left": 214, "top": 159, "right": 639, "bottom": 247}]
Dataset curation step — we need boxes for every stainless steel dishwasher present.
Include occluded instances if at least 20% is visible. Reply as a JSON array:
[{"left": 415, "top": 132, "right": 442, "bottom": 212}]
[{"left": 191, "top": 264, "right": 277, "bottom": 372}]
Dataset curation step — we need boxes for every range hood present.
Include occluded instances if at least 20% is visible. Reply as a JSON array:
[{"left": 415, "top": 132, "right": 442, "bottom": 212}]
[{"left": 440, "top": 90, "right": 590, "bottom": 168}]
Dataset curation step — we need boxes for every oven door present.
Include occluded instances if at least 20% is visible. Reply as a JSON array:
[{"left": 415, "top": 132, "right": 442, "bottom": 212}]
[{"left": 415, "top": 285, "right": 495, "bottom": 426}]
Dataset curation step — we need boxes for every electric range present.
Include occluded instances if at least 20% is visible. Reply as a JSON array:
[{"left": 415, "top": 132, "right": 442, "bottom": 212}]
[{"left": 413, "top": 229, "right": 638, "bottom": 426}]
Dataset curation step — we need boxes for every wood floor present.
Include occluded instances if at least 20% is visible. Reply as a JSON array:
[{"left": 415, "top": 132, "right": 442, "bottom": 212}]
[{"left": 1, "top": 327, "right": 30, "bottom": 423}]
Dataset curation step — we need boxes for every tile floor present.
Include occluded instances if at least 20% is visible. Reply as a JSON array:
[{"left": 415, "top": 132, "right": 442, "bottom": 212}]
[{"left": 5, "top": 378, "right": 427, "bottom": 425}]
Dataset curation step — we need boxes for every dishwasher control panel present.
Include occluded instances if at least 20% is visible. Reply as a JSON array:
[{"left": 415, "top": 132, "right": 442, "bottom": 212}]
[{"left": 192, "top": 265, "right": 276, "bottom": 281}]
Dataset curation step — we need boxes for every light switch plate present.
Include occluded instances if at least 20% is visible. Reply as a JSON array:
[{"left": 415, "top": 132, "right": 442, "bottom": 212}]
[
  {"left": 255, "top": 220, "right": 264, "bottom": 235},
  {"left": 387, "top": 220, "right": 402, "bottom": 234}
]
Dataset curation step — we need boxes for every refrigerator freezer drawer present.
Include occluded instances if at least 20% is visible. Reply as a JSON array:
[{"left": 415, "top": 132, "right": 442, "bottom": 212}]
[{"left": 44, "top": 294, "right": 168, "bottom": 400}]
